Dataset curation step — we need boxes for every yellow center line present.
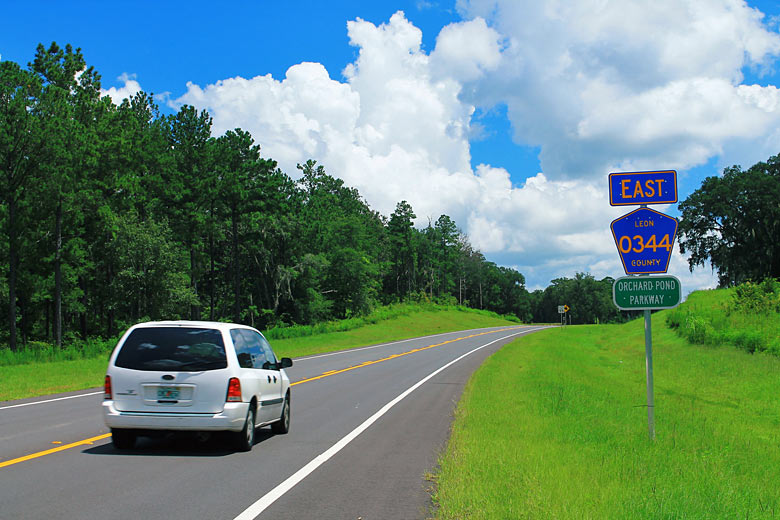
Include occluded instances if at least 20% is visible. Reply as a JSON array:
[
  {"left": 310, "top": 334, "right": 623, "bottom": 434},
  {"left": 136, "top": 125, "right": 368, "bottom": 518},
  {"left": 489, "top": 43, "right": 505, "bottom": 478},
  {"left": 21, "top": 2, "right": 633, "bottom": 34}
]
[
  {"left": 0, "top": 433, "right": 111, "bottom": 469},
  {"left": 1, "top": 326, "right": 522, "bottom": 470},
  {"left": 291, "top": 326, "right": 520, "bottom": 386}
]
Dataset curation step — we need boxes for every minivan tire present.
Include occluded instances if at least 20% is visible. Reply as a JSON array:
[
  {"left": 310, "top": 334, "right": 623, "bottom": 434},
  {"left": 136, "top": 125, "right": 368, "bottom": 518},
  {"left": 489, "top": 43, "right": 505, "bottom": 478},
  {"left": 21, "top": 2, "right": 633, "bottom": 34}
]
[
  {"left": 271, "top": 392, "right": 290, "bottom": 435},
  {"left": 234, "top": 407, "right": 256, "bottom": 452}
]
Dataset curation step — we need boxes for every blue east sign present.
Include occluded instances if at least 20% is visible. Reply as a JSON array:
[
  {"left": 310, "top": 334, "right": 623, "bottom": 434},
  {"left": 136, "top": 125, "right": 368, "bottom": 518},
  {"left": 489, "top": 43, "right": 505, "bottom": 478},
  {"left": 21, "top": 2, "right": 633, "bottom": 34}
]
[
  {"left": 611, "top": 207, "right": 678, "bottom": 274},
  {"left": 609, "top": 170, "right": 677, "bottom": 206}
]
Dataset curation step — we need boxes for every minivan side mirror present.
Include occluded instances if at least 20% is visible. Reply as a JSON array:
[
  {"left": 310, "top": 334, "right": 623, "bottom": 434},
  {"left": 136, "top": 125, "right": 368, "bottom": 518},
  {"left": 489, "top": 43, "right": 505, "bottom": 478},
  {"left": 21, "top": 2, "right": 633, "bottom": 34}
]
[{"left": 280, "top": 357, "right": 293, "bottom": 368}]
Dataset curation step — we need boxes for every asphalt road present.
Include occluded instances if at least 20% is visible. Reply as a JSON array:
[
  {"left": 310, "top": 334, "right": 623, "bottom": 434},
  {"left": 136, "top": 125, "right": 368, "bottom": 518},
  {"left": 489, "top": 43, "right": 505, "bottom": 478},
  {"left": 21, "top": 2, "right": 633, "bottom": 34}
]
[{"left": 0, "top": 325, "right": 547, "bottom": 520}]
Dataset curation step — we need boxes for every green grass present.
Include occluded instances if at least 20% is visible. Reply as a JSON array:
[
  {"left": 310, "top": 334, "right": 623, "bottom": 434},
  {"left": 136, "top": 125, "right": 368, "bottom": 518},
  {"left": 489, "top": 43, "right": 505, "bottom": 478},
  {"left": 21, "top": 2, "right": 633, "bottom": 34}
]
[
  {"left": 666, "top": 285, "right": 780, "bottom": 355},
  {"left": 0, "top": 305, "right": 519, "bottom": 402},
  {"left": 264, "top": 303, "right": 519, "bottom": 341},
  {"left": 433, "top": 312, "right": 780, "bottom": 518},
  {"left": 0, "top": 357, "right": 111, "bottom": 402}
]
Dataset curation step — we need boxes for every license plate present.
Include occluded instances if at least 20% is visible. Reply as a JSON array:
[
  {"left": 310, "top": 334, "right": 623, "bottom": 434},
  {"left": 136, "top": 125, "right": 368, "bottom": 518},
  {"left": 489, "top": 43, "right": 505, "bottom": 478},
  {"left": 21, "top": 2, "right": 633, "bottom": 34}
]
[{"left": 157, "top": 386, "right": 180, "bottom": 400}]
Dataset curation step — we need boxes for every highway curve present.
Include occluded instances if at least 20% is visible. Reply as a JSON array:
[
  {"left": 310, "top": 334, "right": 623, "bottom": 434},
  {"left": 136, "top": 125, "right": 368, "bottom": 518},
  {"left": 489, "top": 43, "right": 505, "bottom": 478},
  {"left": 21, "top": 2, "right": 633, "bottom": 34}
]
[{"left": 0, "top": 325, "right": 546, "bottom": 520}]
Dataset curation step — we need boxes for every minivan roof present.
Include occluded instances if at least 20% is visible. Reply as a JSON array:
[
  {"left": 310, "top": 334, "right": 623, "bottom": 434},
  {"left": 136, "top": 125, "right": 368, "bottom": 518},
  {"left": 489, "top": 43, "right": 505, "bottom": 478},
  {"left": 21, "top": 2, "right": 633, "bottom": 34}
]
[{"left": 130, "top": 320, "right": 257, "bottom": 331}]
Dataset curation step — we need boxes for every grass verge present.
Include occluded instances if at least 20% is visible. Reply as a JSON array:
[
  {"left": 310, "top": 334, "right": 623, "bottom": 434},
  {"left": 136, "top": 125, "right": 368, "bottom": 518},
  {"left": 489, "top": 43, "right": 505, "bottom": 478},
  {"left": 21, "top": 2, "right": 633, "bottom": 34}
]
[
  {"left": 433, "top": 313, "right": 780, "bottom": 518},
  {"left": 0, "top": 306, "right": 519, "bottom": 402},
  {"left": 0, "top": 357, "right": 110, "bottom": 402},
  {"left": 666, "top": 284, "right": 780, "bottom": 355}
]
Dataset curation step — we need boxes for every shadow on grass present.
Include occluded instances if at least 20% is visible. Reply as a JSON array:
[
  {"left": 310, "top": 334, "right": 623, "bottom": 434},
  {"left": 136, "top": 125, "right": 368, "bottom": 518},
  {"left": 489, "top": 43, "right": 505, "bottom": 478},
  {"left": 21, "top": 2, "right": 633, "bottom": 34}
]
[{"left": 658, "top": 385, "right": 740, "bottom": 409}]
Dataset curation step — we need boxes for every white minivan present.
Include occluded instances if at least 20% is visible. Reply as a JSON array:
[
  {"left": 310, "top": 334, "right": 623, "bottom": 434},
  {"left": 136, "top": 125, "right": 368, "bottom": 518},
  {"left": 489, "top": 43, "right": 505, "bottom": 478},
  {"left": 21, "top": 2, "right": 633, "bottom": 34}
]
[{"left": 103, "top": 321, "right": 292, "bottom": 451}]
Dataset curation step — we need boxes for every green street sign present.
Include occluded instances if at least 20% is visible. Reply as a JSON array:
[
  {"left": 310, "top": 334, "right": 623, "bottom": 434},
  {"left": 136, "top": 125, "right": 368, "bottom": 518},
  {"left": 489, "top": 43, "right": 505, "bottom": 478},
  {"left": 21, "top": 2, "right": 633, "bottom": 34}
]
[{"left": 613, "top": 275, "right": 682, "bottom": 310}]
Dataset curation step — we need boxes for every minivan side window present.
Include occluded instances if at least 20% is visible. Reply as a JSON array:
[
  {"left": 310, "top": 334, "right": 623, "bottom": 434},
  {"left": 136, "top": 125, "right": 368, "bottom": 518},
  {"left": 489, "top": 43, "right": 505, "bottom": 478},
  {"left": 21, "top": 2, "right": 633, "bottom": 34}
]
[
  {"left": 242, "top": 330, "right": 270, "bottom": 369},
  {"left": 230, "top": 329, "right": 255, "bottom": 369},
  {"left": 258, "top": 335, "right": 278, "bottom": 370},
  {"left": 231, "top": 329, "right": 267, "bottom": 369}
]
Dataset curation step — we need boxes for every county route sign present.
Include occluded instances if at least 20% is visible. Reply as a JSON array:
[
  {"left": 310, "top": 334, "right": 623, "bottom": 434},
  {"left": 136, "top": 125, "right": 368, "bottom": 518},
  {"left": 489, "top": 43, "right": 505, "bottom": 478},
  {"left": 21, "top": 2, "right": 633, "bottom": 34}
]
[
  {"left": 609, "top": 170, "right": 677, "bottom": 206},
  {"left": 610, "top": 207, "right": 678, "bottom": 274},
  {"left": 613, "top": 275, "right": 682, "bottom": 310}
]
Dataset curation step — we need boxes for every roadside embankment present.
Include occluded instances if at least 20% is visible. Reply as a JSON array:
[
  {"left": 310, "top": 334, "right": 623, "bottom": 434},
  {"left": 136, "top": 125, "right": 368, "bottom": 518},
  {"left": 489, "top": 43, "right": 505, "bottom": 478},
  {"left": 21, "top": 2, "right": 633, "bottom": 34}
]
[{"left": 433, "top": 290, "right": 780, "bottom": 518}]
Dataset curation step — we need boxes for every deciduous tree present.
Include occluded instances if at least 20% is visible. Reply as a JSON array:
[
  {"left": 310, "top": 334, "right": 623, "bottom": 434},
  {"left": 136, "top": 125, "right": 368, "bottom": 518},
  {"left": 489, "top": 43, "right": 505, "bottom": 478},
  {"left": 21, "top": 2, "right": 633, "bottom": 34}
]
[{"left": 678, "top": 155, "right": 780, "bottom": 286}]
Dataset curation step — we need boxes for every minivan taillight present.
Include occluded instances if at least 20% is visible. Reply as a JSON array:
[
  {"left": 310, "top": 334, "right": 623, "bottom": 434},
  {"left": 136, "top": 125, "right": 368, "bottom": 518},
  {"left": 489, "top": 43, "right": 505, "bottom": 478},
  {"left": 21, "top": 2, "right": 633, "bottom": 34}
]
[
  {"left": 104, "top": 375, "right": 112, "bottom": 400},
  {"left": 227, "top": 377, "right": 242, "bottom": 402}
]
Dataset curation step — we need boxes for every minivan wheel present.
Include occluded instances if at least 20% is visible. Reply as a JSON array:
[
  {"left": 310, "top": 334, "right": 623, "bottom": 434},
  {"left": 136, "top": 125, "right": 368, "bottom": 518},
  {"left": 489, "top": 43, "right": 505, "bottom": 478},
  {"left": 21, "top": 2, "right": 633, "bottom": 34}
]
[
  {"left": 111, "top": 429, "right": 136, "bottom": 450},
  {"left": 234, "top": 407, "right": 255, "bottom": 452},
  {"left": 271, "top": 392, "right": 290, "bottom": 434}
]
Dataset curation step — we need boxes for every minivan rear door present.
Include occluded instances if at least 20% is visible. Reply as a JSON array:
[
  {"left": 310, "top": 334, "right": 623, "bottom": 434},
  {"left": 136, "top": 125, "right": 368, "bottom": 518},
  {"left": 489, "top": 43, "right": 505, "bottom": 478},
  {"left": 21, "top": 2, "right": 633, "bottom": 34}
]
[{"left": 110, "top": 326, "right": 230, "bottom": 414}]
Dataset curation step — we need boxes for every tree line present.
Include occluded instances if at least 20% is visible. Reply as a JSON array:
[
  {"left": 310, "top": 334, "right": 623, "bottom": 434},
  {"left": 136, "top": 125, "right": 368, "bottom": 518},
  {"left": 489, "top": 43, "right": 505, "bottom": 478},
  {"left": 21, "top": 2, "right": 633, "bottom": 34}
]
[{"left": 0, "top": 44, "right": 656, "bottom": 352}]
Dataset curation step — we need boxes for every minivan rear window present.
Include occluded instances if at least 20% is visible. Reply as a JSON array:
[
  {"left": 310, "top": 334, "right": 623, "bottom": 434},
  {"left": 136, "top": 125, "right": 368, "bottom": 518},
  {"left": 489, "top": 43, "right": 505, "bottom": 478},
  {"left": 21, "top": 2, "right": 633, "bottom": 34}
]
[{"left": 115, "top": 327, "right": 227, "bottom": 371}]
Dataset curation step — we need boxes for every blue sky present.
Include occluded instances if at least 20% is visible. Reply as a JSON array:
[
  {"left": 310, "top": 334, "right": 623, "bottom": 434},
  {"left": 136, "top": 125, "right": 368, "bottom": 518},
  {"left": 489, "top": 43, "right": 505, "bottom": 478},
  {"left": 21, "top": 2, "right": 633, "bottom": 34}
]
[
  {"left": 2, "top": 1, "right": 780, "bottom": 291},
  {"left": 0, "top": 2, "right": 460, "bottom": 106}
]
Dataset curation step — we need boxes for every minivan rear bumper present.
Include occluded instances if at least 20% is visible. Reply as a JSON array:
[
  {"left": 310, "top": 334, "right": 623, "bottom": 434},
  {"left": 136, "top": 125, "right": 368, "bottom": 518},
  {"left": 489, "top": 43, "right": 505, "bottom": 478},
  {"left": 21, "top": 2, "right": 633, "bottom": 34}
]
[{"left": 103, "top": 401, "right": 248, "bottom": 432}]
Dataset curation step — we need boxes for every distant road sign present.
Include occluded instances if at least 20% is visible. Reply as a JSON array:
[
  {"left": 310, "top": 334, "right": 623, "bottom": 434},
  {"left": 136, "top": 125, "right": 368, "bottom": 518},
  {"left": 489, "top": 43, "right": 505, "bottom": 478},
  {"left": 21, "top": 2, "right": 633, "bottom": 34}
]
[
  {"left": 558, "top": 305, "right": 565, "bottom": 314},
  {"left": 564, "top": 305, "right": 569, "bottom": 312},
  {"left": 609, "top": 170, "right": 677, "bottom": 206},
  {"left": 613, "top": 275, "right": 682, "bottom": 310},
  {"left": 611, "top": 208, "right": 678, "bottom": 274}
]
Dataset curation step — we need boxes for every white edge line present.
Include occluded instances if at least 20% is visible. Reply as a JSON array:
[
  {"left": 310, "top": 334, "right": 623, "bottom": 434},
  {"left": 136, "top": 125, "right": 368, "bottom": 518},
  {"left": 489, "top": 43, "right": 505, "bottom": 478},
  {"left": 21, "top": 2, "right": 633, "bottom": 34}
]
[
  {"left": 233, "top": 326, "right": 546, "bottom": 520},
  {"left": 0, "top": 391, "right": 103, "bottom": 411}
]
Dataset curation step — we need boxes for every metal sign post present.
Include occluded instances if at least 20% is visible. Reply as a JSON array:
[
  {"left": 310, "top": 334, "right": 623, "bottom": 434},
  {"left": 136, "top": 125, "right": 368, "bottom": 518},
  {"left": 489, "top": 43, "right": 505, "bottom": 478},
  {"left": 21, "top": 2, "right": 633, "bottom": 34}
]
[
  {"left": 644, "top": 309, "right": 655, "bottom": 440},
  {"left": 608, "top": 170, "right": 682, "bottom": 441}
]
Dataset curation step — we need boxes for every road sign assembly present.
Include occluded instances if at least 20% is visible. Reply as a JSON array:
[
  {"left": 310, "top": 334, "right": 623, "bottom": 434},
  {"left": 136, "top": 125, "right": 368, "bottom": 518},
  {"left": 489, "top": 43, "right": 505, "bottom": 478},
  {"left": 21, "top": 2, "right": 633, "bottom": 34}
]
[
  {"left": 609, "top": 170, "right": 677, "bottom": 206},
  {"left": 557, "top": 304, "right": 570, "bottom": 326},
  {"left": 613, "top": 275, "right": 681, "bottom": 310},
  {"left": 607, "top": 169, "right": 682, "bottom": 441},
  {"left": 610, "top": 207, "right": 678, "bottom": 275}
]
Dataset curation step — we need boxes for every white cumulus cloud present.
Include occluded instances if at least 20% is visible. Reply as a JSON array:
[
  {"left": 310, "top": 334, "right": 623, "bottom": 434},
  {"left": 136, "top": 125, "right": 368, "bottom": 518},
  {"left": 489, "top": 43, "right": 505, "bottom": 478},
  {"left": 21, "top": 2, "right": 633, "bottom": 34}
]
[
  {"left": 101, "top": 73, "right": 142, "bottom": 104},
  {"left": 430, "top": 17, "right": 503, "bottom": 82},
  {"left": 455, "top": 0, "right": 780, "bottom": 178},
  {"left": 175, "top": 11, "right": 479, "bottom": 224}
]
